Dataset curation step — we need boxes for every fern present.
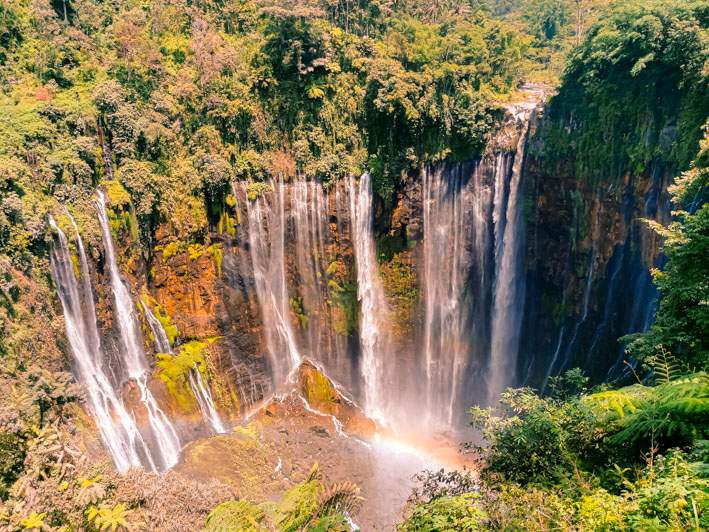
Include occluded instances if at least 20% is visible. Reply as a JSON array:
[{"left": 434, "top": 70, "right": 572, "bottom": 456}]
[
  {"left": 610, "top": 373, "right": 709, "bottom": 448},
  {"left": 203, "top": 464, "right": 359, "bottom": 531},
  {"left": 315, "top": 481, "right": 363, "bottom": 518},
  {"left": 583, "top": 385, "right": 650, "bottom": 419},
  {"left": 648, "top": 347, "right": 682, "bottom": 384},
  {"left": 204, "top": 500, "right": 267, "bottom": 532}
]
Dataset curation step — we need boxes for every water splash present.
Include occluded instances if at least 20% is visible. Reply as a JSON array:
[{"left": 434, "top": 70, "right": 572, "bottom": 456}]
[
  {"left": 49, "top": 216, "right": 149, "bottom": 472},
  {"left": 96, "top": 191, "right": 181, "bottom": 471}
]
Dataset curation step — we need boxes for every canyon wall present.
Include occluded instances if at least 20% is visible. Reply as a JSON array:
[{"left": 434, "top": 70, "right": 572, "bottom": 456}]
[{"left": 51, "top": 91, "right": 682, "bottom": 473}]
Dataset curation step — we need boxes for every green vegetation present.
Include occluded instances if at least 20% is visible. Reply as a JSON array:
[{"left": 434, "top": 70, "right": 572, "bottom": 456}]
[
  {"left": 0, "top": 0, "right": 706, "bottom": 529},
  {"left": 401, "top": 55, "right": 709, "bottom": 528},
  {"left": 85, "top": 502, "right": 132, "bottom": 531},
  {"left": 246, "top": 182, "right": 273, "bottom": 202},
  {"left": 299, "top": 364, "right": 339, "bottom": 411},
  {"left": 379, "top": 252, "right": 417, "bottom": 336},
  {"left": 156, "top": 338, "right": 218, "bottom": 410},
  {"left": 625, "top": 125, "right": 709, "bottom": 370},
  {"left": 401, "top": 367, "right": 709, "bottom": 529},
  {"left": 289, "top": 296, "right": 309, "bottom": 330},
  {"left": 330, "top": 280, "right": 359, "bottom": 337},
  {"left": 141, "top": 293, "right": 180, "bottom": 347},
  {"left": 205, "top": 464, "right": 361, "bottom": 531},
  {"left": 536, "top": 0, "right": 709, "bottom": 183}
]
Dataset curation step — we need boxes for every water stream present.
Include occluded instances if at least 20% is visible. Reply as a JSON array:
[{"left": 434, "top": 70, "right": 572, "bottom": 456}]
[
  {"left": 97, "top": 191, "right": 181, "bottom": 471},
  {"left": 49, "top": 216, "right": 149, "bottom": 472},
  {"left": 349, "top": 173, "right": 391, "bottom": 423},
  {"left": 487, "top": 114, "right": 532, "bottom": 405},
  {"left": 142, "top": 302, "right": 226, "bottom": 434}
]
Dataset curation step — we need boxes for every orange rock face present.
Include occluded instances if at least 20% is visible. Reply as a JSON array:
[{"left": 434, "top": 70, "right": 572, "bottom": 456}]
[{"left": 151, "top": 246, "right": 220, "bottom": 339}]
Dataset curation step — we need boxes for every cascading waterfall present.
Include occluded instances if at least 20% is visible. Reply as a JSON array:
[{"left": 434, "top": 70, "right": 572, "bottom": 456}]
[
  {"left": 240, "top": 177, "right": 353, "bottom": 391},
  {"left": 348, "top": 173, "right": 390, "bottom": 422},
  {"left": 96, "top": 191, "right": 181, "bottom": 471},
  {"left": 421, "top": 166, "right": 473, "bottom": 426},
  {"left": 245, "top": 181, "right": 302, "bottom": 385},
  {"left": 487, "top": 114, "right": 532, "bottom": 406},
  {"left": 188, "top": 370, "right": 226, "bottom": 434},
  {"left": 142, "top": 303, "right": 226, "bottom": 434},
  {"left": 49, "top": 216, "right": 148, "bottom": 472},
  {"left": 292, "top": 178, "right": 333, "bottom": 367},
  {"left": 141, "top": 302, "right": 172, "bottom": 355}
]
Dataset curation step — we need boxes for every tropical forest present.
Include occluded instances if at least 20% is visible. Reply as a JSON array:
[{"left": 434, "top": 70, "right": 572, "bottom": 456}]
[{"left": 0, "top": 0, "right": 707, "bottom": 529}]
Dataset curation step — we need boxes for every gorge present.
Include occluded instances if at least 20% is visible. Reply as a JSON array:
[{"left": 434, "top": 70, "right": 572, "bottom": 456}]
[
  {"left": 49, "top": 90, "right": 667, "bottom": 474},
  {"left": 1, "top": 0, "right": 707, "bottom": 530}
]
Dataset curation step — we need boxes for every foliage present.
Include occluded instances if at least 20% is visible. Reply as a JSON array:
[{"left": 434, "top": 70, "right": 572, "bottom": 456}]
[
  {"left": 156, "top": 339, "right": 218, "bottom": 410},
  {"left": 398, "top": 493, "right": 486, "bottom": 531},
  {"left": 85, "top": 502, "right": 132, "bottom": 531},
  {"left": 140, "top": 294, "right": 180, "bottom": 347},
  {"left": 405, "top": 365, "right": 709, "bottom": 529},
  {"left": 205, "top": 499, "right": 267, "bottom": 531},
  {"left": 378, "top": 252, "right": 417, "bottom": 336},
  {"left": 537, "top": 0, "right": 709, "bottom": 183},
  {"left": 204, "top": 464, "right": 362, "bottom": 531},
  {"left": 470, "top": 383, "right": 601, "bottom": 485},
  {"left": 602, "top": 373, "right": 709, "bottom": 455},
  {"left": 19, "top": 511, "right": 46, "bottom": 530},
  {"left": 0, "top": 432, "right": 26, "bottom": 500}
]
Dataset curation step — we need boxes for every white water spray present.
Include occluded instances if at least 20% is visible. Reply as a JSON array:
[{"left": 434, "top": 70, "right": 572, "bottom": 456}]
[
  {"left": 245, "top": 181, "right": 302, "bottom": 384},
  {"left": 49, "top": 216, "right": 149, "bottom": 472},
  {"left": 421, "top": 166, "right": 472, "bottom": 426},
  {"left": 96, "top": 191, "right": 181, "bottom": 471},
  {"left": 488, "top": 115, "right": 532, "bottom": 406},
  {"left": 348, "top": 173, "right": 389, "bottom": 422}
]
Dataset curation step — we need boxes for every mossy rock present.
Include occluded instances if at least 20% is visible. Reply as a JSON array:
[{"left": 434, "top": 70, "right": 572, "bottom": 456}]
[
  {"left": 298, "top": 362, "right": 339, "bottom": 415},
  {"left": 156, "top": 338, "right": 218, "bottom": 411}
]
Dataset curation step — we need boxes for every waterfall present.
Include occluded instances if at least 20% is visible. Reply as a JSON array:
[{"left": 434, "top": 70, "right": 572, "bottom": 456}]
[
  {"left": 421, "top": 166, "right": 472, "bottom": 426},
  {"left": 348, "top": 173, "right": 389, "bottom": 422},
  {"left": 245, "top": 181, "right": 302, "bottom": 385},
  {"left": 292, "top": 177, "right": 330, "bottom": 366},
  {"left": 142, "top": 302, "right": 172, "bottom": 354},
  {"left": 49, "top": 216, "right": 148, "bottom": 472},
  {"left": 188, "top": 370, "right": 226, "bottom": 434},
  {"left": 142, "top": 302, "right": 226, "bottom": 434},
  {"left": 96, "top": 191, "right": 181, "bottom": 471},
  {"left": 241, "top": 177, "right": 353, "bottom": 391},
  {"left": 488, "top": 115, "right": 531, "bottom": 406}
]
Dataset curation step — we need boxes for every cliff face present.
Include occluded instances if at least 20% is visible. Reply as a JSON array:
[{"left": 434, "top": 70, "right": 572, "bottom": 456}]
[
  {"left": 375, "top": 97, "right": 674, "bottom": 399},
  {"left": 74, "top": 94, "right": 675, "bottom": 451},
  {"left": 518, "top": 109, "right": 672, "bottom": 388}
]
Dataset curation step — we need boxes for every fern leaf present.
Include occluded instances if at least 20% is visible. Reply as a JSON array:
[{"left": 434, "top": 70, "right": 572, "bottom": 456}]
[{"left": 316, "top": 481, "right": 363, "bottom": 518}]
